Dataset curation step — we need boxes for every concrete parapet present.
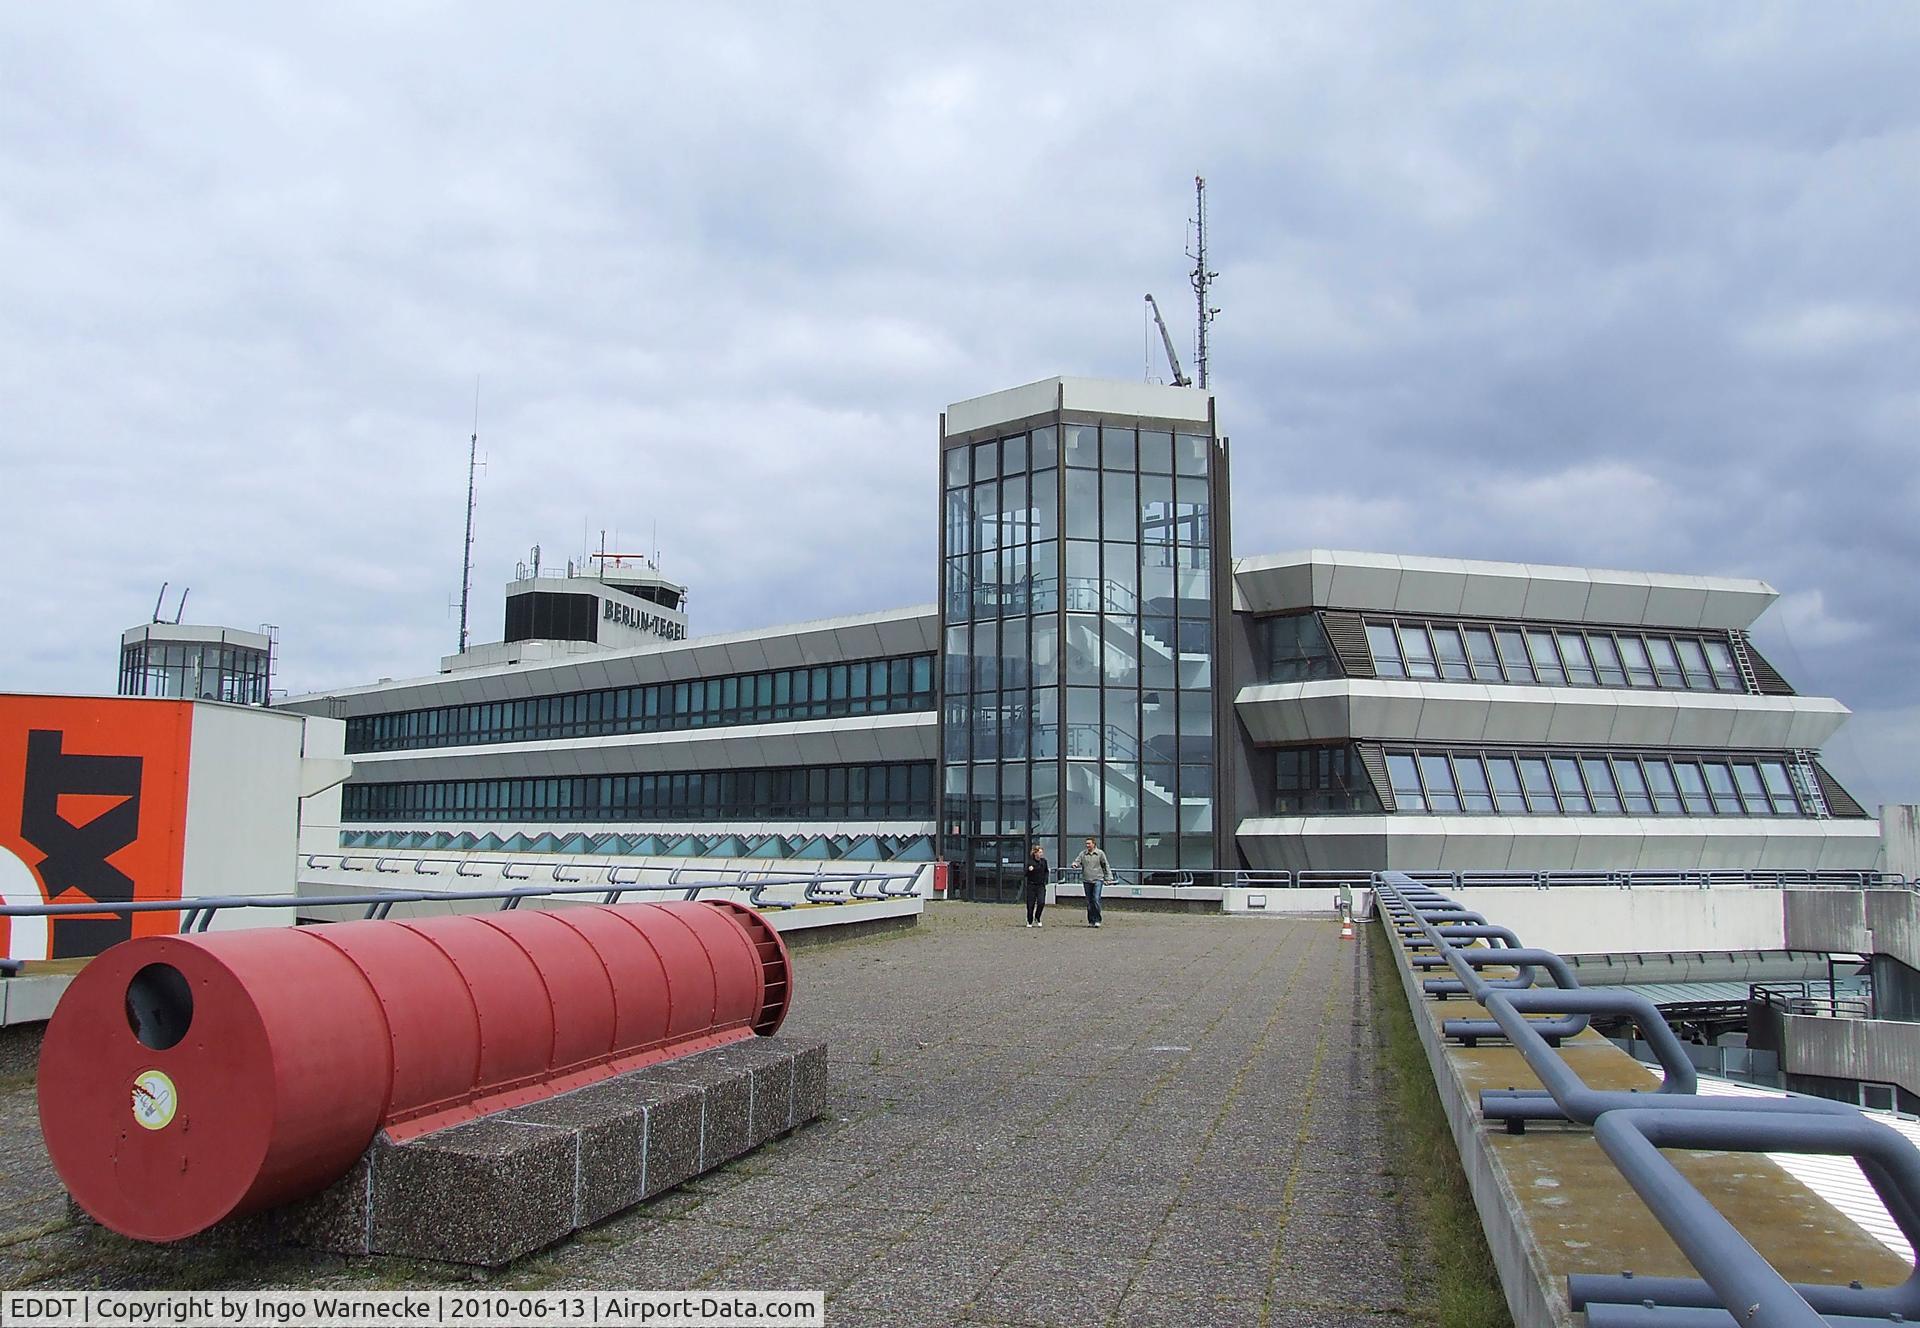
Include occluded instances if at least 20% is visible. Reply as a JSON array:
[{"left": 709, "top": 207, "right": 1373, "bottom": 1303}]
[
  {"left": 137, "top": 1035, "right": 829, "bottom": 1267},
  {"left": 1382, "top": 919, "right": 1904, "bottom": 1326},
  {"left": 1776, "top": 1011, "right": 1920, "bottom": 1103},
  {"left": 1786, "top": 887, "right": 1920, "bottom": 970}
]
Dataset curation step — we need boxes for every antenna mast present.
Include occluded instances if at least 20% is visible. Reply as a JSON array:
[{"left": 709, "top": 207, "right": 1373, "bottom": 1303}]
[
  {"left": 457, "top": 380, "right": 480, "bottom": 655},
  {"left": 1188, "top": 175, "right": 1220, "bottom": 389}
]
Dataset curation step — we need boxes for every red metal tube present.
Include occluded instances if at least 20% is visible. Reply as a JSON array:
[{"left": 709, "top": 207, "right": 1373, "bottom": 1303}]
[{"left": 37, "top": 900, "right": 791, "bottom": 1242}]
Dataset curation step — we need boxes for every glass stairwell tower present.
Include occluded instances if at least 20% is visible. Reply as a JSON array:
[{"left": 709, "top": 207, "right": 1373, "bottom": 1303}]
[{"left": 938, "top": 378, "right": 1230, "bottom": 901}]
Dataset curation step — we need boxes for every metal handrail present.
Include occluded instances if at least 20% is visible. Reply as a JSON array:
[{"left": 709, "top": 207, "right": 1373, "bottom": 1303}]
[
  {"left": 1752, "top": 982, "right": 1876, "bottom": 1021},
  {"left": 1376, "top": 872, "right": 1920, "bottom": 1324},
  {"left": 0, "top": 866, "right": 929, "bottom": 933},
  {"left": 1273, "top": 867, "right": 1914, "bottom": 892}
]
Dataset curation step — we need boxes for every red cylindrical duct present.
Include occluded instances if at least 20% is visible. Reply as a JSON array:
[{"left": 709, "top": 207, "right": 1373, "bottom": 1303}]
[{"left": 37, "top": 899, "right": 791, "bottom": 1243}]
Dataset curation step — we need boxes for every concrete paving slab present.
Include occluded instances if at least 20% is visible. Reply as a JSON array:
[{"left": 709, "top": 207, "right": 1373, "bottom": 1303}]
[{"left": 3, "top": 904, "right": 1432, "bottom": 1325}]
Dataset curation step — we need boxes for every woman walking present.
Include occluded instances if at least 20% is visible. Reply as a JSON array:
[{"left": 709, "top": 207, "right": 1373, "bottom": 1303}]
[{"left": 1024, "top": 843, "right": 1050, "bottom": 927}]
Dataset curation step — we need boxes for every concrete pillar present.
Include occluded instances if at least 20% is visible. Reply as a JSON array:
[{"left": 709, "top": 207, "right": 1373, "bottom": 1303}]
[{"left": 1883, "top": 805, "right": 1920, "bottom": 880}]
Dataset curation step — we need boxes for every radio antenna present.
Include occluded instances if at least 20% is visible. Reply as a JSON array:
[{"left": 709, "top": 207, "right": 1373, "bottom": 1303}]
[
  {"left": 1187, "top": 175, "right": 1220, "bottom": 389},
  {"left": 456, "top": 378, "right": 481, "bottom": 655}
]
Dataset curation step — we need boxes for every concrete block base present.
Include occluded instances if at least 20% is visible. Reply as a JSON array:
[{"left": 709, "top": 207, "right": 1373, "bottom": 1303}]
[{"left": 202, "top": 1034, "right": 826, "bottom": 1267}]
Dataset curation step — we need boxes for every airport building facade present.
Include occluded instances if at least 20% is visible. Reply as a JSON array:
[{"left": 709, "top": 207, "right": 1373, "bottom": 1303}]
[{"left": 283, "top": 377, "right": 1881, "bottom": 894}]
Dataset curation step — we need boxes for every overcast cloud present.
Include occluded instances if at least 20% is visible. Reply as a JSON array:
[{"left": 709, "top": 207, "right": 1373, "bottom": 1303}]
[{"left": 2, "top": 4, "right": 1917, "bottom": 807}]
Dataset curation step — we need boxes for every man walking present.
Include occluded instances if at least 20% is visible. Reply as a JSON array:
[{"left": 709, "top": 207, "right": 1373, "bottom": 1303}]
[
  {"left": 1069, "top": 837, "right": 1111, "bottom": 927},
  {"left": 1023, "top": 843, "right": 1049, "bottom": 927}
]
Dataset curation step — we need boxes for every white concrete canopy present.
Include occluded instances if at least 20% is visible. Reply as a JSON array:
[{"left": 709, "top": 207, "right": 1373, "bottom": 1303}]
[
  {"left": 1234, "top": 814, "right": 1883, "bottom": 873},
  {"left": 943, "top": 376, "right": 1212, "bottom": 437},
  {"left": 345, "top": 710, "right": 937, "bottom": 781},
  {"left": 282, "top": 605, "right": 940, "bottom": 718},
  {"left": 1235, "top": 680, "right": 1852, "bottom": 751},
  {"left": 1232, "top": 550, "right": 1777, "bottom": 630}
]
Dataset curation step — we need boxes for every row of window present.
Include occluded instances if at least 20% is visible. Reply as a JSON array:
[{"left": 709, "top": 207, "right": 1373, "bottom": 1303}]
[
  {"left": 1271, "top": 742, "right": 1822, "bottom": 817},
  {"left": 1367, "top": 617, "right": 1747, "bottom": 692},
  {"left": 1273, "top": 744, "right": 1384, "bottom": 814},
  {"left": 944, "top": 687, "right": 1216, "bottom": 765},
  {"left": 344, "top": 655, "right": 935, "bottom": 754},
  {"left": 1385, "top": 747, "right": 1812, "bottom": 817},
  {"left": 943, "top": 424, "right": 1213, "bottom": 491},
  {"left": 949, "top": 832, "right": 1217, "bottom": 876},
  {"left": 944, "top": 470, "right": 1213, "bottom": 558},
  {"left": 120, "top": 642, "right": 271, "bottom": 706},
  {"left": 944, "top": 615, "right": 1214, "bottom": 697},
  {"left": 341, "top": 762, "right": 937, "bottom": 823},
  {"left": 941, "top": 760, "right": 1215, "bottom": 871},
  {"left": 945, "top": 541, "right": 1214, "bottom": 622}
]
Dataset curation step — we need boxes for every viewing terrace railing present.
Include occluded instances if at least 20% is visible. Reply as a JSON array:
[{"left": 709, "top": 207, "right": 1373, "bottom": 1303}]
[
  {"left": 1085, "top": 866, "right": 1913, "bottom": 893},
  {"left": 1259, "top": 867, "right": 1909, "bottom": 891},
  {"left": 1752, "top": 979, "right": 1876, "bottom": 1021},
  {"left": 0, "top": 866, "right": 929, "bottom": 974},
  {"left": 298, "top": 852, "right": 926, "bottom": 904},
  {"left": 1380, "top": 870, "right": 1920, "bottom": 1326}
]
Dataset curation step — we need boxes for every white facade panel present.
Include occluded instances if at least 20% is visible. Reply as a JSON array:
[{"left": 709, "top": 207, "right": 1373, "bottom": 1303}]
[
  {"left": 945, "top": 378, "right": 1061, "bottom": 435},
  {"left": 944, "top": 376, "right": 1210, "bottom": 437},
  {"left": 1479, "top": 691, "right": 1555, "bottom": 744},
  {"left": 1392, "top": 559, "right": 1469, "bottom": 615},
  {"left": 1060, "top": 376, "right": 1212, "bottom": 422},
  {"left": 296, "top": 716, "right": 349, "bottom": 860},
  {"left": 345, "top": 713, "right": 938, "bottom": 783},
  {"left": 1409, "top": 690, "right": 1492, "bottom": 743},
  {"left": 1437, "top": 832, "right": 1517, "bottom": 871},
  {"left": 1234, "top": 679, "right": 1849, "bottom": 754},
  {"left": 1542, "top": 692, "right": 1616, "bottom": 745},
  {"left": 1295, "top": 688, "right": 1353, "bottom": 739},
  {"left": 1607, "top": 696, "right": 1680, "bottom": 747},
  {"left": 1228, "top": 550, "right": 1776, "bottom": 630},
  {"left": 1668, "top": 706, "right": 1739, "bottom": 748},
  {"left": 1642, "top": 580, "right": 1712, "bottom": 628},
  {"left": 1519, "top": 566, "right": 1593, "bottom": 622},
  {"left": 574, "top": 659, "right": 614, "bottom": 692},
  {"left": 1699, "top": 585, "right": 1771, "bottom": 629},
  {"left": 1441, "top": 885, "right": 1788, "bottom": 956},
  {"left": 1458, "top": 569, "right": 1530, "bottom": 619},
  {"left": 1581, "top": 574, "right": 1653, "bottom": 626},
  {"left": 1327, "top": 555, "right": 1403, "bottom": 614},
  {"left": 283, "top": 607, "right": 939, "bottom": 719},
  {"left": 180, "top": 705, "right": 310, "bottom": 931},
  {"left": 1309, "top": 556, "right": 1336, "bottom": 610},
  {"left": 1726, "top": 706, "right": 1797, "bottom": 750},
  {"left": 1234, "top": 814, "right": 1882, "bottom": 873}
]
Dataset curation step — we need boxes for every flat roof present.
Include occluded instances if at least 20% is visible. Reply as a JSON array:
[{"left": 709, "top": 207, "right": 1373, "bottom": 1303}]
[{"left": 944, "top": 376, "right": 1212, "bottom": 436}]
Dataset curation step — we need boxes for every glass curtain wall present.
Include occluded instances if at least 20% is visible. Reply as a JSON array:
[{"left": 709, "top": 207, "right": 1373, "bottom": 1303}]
[
  {"left": 942, "top": 417, "right": 1216, "bottom": 892},
  {"left": 119, "top": 639, "right": 270, "bottom": 705}
]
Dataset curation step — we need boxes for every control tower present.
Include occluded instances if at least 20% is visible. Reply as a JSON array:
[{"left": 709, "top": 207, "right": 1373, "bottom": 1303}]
[{"left": 439, "top": 547, "right": 688, "bottom": 675}]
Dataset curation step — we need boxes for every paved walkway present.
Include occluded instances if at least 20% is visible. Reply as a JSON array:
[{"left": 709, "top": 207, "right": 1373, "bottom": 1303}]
[{"left": 0, "top": 904, "right": 1431, "bottom": 1326}]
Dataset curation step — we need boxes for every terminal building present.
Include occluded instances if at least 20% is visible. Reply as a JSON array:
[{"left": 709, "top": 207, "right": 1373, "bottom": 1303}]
[{"left": 281, "top": 376, "right": 1881, "bottom": 896}]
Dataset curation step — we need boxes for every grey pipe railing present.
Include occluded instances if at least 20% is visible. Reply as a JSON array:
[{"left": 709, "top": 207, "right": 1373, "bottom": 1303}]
[{"left": 1375, "top": 871, "right": 1920, "bottom": 1325}]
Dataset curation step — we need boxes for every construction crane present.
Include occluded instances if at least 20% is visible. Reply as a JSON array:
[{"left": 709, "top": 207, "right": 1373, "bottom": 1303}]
[{"left": 1144, "top": 294, "right": 1192, "bottom": 387}]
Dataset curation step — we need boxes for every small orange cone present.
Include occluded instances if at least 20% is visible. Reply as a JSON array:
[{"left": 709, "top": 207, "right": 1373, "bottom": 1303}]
[{"left": 1340, "top": 913, "right": 1355, "bottom": 941}]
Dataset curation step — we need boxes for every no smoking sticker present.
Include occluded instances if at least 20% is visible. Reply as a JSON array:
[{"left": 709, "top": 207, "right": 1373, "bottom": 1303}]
[{"left": 130, "top": 1069, "right": 177, "bottom": 1130}]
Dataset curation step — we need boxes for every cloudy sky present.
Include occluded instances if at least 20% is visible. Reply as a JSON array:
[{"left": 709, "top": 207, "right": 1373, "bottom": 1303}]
[{"left": 3, "top": 5, "right": 1917, "bottom": 807}]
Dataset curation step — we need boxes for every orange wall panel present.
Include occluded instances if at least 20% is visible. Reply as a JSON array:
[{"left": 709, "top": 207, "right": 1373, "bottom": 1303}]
[{"left": 0, "top": 697, "right": 193, "bottom": 959}]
